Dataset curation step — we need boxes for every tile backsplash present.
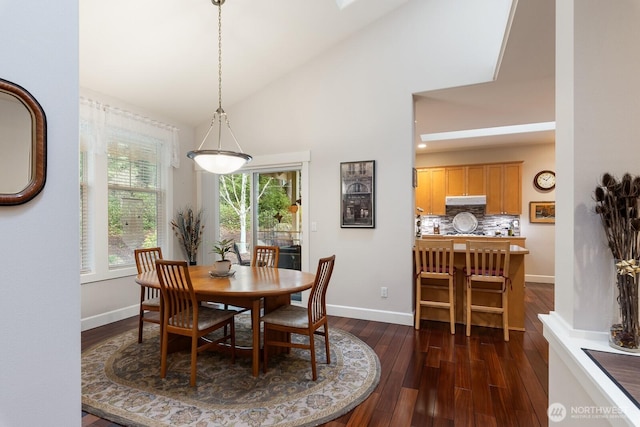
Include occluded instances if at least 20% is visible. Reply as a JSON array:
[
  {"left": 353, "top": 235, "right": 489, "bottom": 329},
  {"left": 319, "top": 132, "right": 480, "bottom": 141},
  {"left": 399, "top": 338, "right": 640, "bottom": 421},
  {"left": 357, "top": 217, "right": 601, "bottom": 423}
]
[{"left": 418, "top": 205, "right": 520, "bottom": 236}]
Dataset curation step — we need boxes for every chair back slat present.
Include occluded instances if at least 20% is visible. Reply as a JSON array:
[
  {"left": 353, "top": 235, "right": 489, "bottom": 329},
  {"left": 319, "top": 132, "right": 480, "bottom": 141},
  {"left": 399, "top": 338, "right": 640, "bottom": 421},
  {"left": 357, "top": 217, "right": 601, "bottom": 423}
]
[
  {"left": 415, "top": 239, "right": 455, "bottom": 276},
  {"left": 308, "top": 255, "right": 336, "bottom": 325},
  {"left": 135, "top": 247, "right": 163, "bottom": 300},
  {"left": 135, "top": 247, "right": 163, "bottom": 274},
  {"left": 465, "top": 240, "right": 510, "bottom": 280},
  {"left": 253, "top": 245, "right": 280, "bottom": 267},
  {"left": 155, "top": 260, "right": 197, "bottom": 330}
]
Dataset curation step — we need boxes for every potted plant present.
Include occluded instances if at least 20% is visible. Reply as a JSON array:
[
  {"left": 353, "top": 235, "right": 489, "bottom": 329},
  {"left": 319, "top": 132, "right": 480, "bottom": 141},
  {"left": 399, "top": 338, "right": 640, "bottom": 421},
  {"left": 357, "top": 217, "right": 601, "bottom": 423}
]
[
  {"left": 170, "top": 206, "right": 204, "bottom": 265},
  {"left": 594, "top": 172, "right": 640, "bottom": 351},
  {"left": 211, "top": 238, "right": 234, "bottom": 273}
]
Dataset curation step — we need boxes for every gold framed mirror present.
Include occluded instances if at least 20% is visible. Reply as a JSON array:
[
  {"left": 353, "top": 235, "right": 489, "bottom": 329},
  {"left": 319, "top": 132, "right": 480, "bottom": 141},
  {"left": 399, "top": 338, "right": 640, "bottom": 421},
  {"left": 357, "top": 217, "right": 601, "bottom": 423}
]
[{"left": 0, "top": 78, "right": 47, "bottom": 205}]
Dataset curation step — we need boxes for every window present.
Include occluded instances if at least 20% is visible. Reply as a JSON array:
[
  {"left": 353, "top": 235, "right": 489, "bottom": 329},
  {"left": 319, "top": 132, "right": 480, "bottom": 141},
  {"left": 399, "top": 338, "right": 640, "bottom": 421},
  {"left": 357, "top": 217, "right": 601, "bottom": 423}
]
[{"left": 80, "top": 97, "right": 178, "bottom": 281}]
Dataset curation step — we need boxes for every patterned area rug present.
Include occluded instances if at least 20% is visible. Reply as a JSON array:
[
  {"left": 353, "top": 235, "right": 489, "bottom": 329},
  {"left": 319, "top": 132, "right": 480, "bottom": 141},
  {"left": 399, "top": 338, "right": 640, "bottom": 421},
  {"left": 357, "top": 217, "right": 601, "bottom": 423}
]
[{"left": 82, "top": 314, "right": 380, "bottom": 427}]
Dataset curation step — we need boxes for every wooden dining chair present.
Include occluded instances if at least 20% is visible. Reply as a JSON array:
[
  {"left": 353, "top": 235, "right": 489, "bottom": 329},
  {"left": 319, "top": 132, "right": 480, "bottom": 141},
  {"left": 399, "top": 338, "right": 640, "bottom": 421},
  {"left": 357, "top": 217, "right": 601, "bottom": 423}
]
[
  {"left": 414, "top": 239, "right": 456, "bottom": 333},
  {"left": 155, "top": 259, "right": 238, "bottom": 387},
  {"left": 261, "top": 255, "right": 336, "bottom": 381},
  {"left": 233, "top": 242, "right": 251, "bottom": 266},
  {"left": 134, "top": 247, "right": 163, "bottom": 343},
  {"left": 464, "top": 240, "right": 511, "bottom": 341},
  {"left": 252, "top": 245, "right": 280, "bottom": 267}
]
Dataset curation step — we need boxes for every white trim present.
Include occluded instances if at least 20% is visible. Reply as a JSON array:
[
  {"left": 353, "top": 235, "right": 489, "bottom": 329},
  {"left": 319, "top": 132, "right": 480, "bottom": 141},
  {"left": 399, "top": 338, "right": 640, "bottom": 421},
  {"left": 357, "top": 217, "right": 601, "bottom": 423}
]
[
  {"left": 81, "top": 304, "right": 139, "bottom": 331},
  {"left": 327, "top": 303, "right": 413, "bottom": 326},
  {"left": 541, "top": 312, "right": 640, "bottom": 426},
  {"left": 240, "top": 151, "right": 311, "bottom": 170},
  {"left": 525, "top": 274, "right": 555, "bottom": 284}
]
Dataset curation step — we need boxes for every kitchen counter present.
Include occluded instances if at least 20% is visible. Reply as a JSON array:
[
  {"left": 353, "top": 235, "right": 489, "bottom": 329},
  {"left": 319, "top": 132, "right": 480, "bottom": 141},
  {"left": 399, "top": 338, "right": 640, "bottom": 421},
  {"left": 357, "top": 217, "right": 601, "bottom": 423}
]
[
  {"left": 414, "top": 240, "right": 529, "bottom": 331},
  {"left": 420, "top": 234, "right": 526, "bottom": 247}
]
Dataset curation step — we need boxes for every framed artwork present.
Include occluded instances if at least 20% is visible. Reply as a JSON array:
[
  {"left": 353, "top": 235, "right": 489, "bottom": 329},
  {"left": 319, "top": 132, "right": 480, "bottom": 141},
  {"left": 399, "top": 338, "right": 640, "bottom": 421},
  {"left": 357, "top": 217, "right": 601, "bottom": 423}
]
[
  {"left": 340, "top": 160, "right": 375, "bottom": 228},
  {"left": 529, "top": 201, "right": 555, "bottom": 223},
  {"left": 413, "top": 168, "right": 418, "bottom": 188}
]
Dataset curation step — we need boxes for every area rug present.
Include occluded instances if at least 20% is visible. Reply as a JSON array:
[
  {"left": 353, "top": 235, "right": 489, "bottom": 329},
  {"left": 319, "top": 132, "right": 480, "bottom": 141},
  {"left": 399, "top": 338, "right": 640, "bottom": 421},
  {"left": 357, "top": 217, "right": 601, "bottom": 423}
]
[{"left": 82, "top": 314, "right": 380, "bottom": 427}]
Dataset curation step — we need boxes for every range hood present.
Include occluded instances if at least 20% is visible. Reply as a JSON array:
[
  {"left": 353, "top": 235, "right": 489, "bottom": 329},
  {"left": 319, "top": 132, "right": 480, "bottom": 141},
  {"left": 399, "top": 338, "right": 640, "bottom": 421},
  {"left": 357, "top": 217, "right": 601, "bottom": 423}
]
[{"left": 445, "top": 195, "right": 487, "bottom": 206}]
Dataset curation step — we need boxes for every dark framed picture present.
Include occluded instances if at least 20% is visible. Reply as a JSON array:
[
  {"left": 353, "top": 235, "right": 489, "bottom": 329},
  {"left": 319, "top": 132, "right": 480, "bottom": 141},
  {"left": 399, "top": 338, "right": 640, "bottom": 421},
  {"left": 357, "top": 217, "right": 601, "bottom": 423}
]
[
  {"left": 529, "top": 201, "right": 555, "bottom": 223},
  {"left": 340, "top": 160, "right": 375, "bottom": 228},
  {"left": 413, "top": 168, "right": 418, "bottom": 188}
]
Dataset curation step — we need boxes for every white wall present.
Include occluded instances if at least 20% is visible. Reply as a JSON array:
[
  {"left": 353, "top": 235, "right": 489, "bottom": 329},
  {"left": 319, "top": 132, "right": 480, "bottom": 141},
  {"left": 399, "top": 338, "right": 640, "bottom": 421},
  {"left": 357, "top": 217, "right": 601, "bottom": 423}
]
[
  {"left": 416, "top": 142, "right": 556, "bottom": 282},
  {"left": 216, "top": 0, "right": 516, "bottom": 324},
  {"left": 556, "top": 0, "right": 640, "bottom": 333},
  {"left": 0, "top": 1, "right": 79, "bottom": 425},
  {"left": 544, "top": 1, "right": 640, "bottom": 423}
]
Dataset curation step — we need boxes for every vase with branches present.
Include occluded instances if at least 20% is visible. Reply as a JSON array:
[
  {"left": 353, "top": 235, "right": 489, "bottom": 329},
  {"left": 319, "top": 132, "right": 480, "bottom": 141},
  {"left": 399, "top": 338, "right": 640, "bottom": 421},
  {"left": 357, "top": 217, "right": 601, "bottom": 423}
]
[
  {"left": 170, "top": 206, "right": 204, "bottom": 265},
  {"left": 594, "top": 172, "right": 640, "bottom": 351}
]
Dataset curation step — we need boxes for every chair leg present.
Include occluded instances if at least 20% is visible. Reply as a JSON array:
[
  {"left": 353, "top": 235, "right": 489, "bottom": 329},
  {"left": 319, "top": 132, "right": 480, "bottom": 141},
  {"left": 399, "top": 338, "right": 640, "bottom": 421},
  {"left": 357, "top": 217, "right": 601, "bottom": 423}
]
[
  {"left": 263, "top": 324, "right": 269, "bottom": 374},
  {"left": 309, "top": 331, "right": 317, "bottom": 381},
  {"left": 229, "top": 319, "right": 236, "bottom": 364},
  {"left": 503, "top": 290, "right": 509, "bottom": 341},
  {"left": 449, "top": 277, "right": 455, "bottom": 334},
  {"left": 415, "top": 278, "right": 421, "bottom": 330},
  {"left": 466, "top": 279, "right": 472, "bottom": 337},
  {"left": 160, "top": 328, "right": 168, "bottom": 379},
  {"left": 190, "top": 336, "right": 198, "bottom": 387},
  {"left": 323, "top": 324, "right": 331, "bottom": 364},
  {"left": 138, "top": 310, "right": 144, "bottom": 343}
]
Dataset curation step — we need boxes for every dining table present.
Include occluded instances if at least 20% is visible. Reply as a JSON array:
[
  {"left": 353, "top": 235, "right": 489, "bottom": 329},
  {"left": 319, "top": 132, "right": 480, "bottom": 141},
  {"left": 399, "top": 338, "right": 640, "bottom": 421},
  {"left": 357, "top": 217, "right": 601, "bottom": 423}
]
[{"left": 135, "top": 264, "right": 316, "bottom": 377}]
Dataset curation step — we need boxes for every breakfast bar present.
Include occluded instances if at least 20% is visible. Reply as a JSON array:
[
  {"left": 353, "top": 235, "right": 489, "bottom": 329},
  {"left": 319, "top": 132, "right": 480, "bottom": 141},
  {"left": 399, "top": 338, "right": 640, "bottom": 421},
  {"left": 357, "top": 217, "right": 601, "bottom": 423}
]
[{"left": 414, "top": 240, "right": 530, "bottom": 331}]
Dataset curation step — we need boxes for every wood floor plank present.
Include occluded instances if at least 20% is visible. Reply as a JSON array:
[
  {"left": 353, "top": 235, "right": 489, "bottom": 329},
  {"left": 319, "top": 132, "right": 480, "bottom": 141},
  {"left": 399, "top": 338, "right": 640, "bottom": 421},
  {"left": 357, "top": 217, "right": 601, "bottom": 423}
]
[
  {"left": 435, "top": 360, "right": 455, "bottom": 420},
  {"left": 454, "top": 344, "right": 472, "bottom": 389},
  {"left": 453, "top": 387, "right": 474, "bottom": 427},
  {"left": 480, "top": 342, "right": 508, "bottom": 388},
  {"left": 81, "top": 282, "right": 553, "bottom": 427},
  {"left": 469, "top": 359, "right": 495, "bottom": 417},
  {"left": 345, "top": 392, "right": 380, "bottom": 427},
  {"left": 390, "top": 387, "right": 418, "bottom": 427}
]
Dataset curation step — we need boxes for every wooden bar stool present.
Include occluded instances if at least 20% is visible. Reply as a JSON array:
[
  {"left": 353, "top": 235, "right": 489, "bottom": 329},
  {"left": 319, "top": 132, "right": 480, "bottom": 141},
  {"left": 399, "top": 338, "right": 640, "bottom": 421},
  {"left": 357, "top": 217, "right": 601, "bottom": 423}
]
[
  {"left": 414, "top": 239, "right": 456, "bottom": 334},
  {"left": 464, "top": 240, "right": 511, "bottom": 341}
]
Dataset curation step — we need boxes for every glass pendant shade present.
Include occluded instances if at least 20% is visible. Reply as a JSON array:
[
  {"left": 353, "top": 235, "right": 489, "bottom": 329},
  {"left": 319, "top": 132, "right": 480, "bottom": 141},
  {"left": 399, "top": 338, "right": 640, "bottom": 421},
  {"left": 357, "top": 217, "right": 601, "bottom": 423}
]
[{"left": 188, "top": 150, "right": 252, "bottom": 174}]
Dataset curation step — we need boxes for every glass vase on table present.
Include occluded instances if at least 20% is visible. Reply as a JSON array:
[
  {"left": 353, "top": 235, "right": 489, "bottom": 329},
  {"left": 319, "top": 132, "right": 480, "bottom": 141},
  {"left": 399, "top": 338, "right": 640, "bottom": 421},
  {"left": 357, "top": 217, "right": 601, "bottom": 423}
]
[{"left": 610, "top": 259, "right": 640, "bottom": 352}]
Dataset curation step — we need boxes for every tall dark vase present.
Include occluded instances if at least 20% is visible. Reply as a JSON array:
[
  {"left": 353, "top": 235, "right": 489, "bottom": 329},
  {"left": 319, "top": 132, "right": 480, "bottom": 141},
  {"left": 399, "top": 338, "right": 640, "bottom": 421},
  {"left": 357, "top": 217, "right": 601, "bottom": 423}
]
[{"left": 610, "top": 261, "right": 640, "bottom": 352}]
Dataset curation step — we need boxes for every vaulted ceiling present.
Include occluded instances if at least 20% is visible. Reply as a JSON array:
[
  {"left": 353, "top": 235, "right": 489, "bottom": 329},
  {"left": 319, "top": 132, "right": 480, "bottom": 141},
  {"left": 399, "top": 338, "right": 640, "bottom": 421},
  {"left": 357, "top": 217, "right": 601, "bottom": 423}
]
[{"left": 80, "top": 0, "right": 555, "bottom": 153}]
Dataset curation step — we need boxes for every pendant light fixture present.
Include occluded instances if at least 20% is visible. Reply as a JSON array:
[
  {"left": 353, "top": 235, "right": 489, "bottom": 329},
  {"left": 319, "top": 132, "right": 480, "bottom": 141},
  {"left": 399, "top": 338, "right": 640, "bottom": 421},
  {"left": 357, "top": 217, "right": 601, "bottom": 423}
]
[{"left": 187, "top": 0, "right": 252, "bottom": 174}]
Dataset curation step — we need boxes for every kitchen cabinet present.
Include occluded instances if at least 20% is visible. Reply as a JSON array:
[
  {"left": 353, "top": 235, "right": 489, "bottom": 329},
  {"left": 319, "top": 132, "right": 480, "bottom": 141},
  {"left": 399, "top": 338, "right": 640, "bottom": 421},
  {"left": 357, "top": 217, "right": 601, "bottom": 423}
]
[
  {"left": 485, "top": 162, "right": 522, "bottom": 214},
  {"left": 415, "top": 168, "right": 445, "bottom": 214},
  {"left": 445, "top": 165, "right": 486, "bottom": 196}
]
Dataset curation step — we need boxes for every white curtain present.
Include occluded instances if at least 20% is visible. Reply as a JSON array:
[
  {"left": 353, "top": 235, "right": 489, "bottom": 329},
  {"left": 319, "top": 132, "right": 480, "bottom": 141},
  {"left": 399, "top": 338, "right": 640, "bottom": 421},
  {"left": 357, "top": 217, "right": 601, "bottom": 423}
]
[{"left": 79, "top": 96, "right": 180, "bottom": 168}]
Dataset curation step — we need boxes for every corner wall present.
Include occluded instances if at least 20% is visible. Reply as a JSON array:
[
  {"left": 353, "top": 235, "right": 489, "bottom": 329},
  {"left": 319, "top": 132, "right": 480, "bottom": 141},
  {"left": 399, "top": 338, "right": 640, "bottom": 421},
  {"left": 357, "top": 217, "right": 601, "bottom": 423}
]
[{"left": 0, "top": 1, "right": 80, "bottom": 425}]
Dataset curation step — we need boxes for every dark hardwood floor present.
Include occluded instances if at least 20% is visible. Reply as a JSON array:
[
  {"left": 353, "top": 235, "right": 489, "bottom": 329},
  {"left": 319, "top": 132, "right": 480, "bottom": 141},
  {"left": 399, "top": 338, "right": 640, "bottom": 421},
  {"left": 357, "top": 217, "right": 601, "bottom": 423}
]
[{"left": 81, "top": 282, "right": 553, "bottom": 427}]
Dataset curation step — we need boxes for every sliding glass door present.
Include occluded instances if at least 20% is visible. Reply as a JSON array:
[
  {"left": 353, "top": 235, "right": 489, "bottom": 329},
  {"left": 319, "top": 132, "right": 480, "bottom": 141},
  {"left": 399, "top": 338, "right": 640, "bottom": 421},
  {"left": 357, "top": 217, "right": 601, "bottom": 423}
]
[{"left": 218, "top": 168, "right": 302, "bottom": 273}]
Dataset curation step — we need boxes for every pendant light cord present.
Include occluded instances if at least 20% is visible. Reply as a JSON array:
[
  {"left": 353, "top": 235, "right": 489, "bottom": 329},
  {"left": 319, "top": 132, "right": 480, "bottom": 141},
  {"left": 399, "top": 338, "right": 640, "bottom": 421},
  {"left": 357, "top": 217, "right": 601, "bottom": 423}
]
[{"left": 216, "top": 1, "right": 223, "bottom": 150}]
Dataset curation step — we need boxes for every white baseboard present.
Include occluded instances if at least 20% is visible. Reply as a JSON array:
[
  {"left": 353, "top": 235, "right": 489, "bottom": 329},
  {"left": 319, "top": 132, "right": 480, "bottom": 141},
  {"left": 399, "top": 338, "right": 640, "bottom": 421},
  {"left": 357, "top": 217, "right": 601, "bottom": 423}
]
[
  {"left": 526, "top": 274, "right": 555, "bottom": 284},
  {"left": 81, "top": 305, "right": 139, "bottom": 331},
  {"left": 327, "top": 304, "right": 413, "bottom": 326}
]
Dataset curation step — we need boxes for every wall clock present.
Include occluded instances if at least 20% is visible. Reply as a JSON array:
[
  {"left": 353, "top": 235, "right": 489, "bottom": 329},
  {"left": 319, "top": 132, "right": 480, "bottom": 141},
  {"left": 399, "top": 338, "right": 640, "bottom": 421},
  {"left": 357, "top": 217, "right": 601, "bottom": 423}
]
[{"left": 534, "top": 170, "right": 555, "bottom": 191}]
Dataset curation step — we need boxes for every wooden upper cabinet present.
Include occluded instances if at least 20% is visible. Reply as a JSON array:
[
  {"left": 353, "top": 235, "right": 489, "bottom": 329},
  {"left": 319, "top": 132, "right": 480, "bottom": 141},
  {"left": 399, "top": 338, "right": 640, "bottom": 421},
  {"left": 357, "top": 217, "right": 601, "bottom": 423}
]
[
  {"left": 445, "top": 165, "right": 486, "bottom": 196},
  {"left": 485, "top": 162, "right": 522, "bottom": 214},
  {"left": 415, "top": 168, "right": 445, "bottom": 215}
]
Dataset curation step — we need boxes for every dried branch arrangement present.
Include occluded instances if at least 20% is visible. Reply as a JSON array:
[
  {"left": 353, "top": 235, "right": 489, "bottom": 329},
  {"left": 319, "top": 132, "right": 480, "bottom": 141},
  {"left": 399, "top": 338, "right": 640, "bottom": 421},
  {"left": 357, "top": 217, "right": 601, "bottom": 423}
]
[
  {"left": 170, "top": 206, "right": 204, "bottom": 263},
  {"left": 594, "top": 172, "right": 640, "bottom": 350}
]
